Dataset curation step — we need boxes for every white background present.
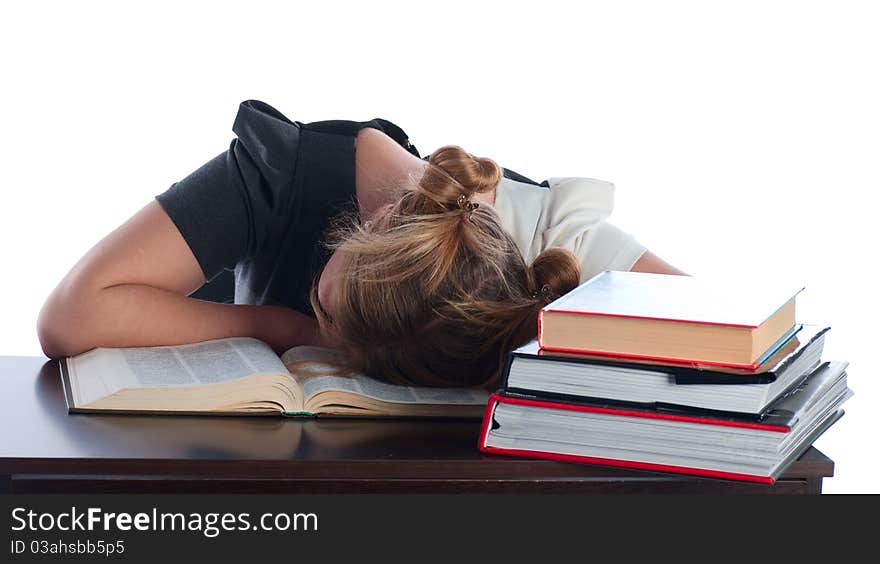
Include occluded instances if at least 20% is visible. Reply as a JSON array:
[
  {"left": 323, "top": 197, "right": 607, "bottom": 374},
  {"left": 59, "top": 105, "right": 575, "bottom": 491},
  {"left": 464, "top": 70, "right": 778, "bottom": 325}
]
[{"left": 2, "top": 1, "right": 877, "bottom": 492}]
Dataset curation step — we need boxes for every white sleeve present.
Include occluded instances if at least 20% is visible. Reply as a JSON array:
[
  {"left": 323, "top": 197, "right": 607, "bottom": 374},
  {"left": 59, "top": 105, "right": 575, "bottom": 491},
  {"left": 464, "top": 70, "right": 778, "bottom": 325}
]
[
  {"left": 540, "top": 177, "right": 648, "bottom": 283},
  {"left": 576, "top": 220, "right": 648, "bottom": 281}
]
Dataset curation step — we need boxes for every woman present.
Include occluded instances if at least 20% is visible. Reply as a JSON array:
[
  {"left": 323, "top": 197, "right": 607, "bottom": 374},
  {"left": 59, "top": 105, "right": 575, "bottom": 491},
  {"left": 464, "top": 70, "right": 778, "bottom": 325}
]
[{"left": 37, "top": 100, "right": 685, "bottom": 388}]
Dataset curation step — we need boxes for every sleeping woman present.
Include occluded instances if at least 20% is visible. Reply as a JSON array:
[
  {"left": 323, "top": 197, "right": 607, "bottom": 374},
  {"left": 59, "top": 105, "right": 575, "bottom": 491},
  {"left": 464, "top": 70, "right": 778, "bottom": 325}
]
[{"left": 37, "top": 99, "right": 686, "bottom": 388}]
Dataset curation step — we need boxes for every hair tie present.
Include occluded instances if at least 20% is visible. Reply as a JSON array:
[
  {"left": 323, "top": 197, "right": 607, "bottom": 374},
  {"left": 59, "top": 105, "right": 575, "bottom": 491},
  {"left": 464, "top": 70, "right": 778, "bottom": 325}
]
[
  {"left": 456, "top": 194, "right": 480, "bottom": 217},
  {"left": 531, "top": 283, "right": 552, "bottom": 301}
]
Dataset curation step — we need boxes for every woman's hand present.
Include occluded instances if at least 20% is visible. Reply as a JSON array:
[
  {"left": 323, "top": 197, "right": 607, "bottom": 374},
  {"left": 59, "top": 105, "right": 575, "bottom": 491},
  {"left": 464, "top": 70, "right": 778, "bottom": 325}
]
[{"left": 630, "top": 250, "right": 689, "bottom": 276}]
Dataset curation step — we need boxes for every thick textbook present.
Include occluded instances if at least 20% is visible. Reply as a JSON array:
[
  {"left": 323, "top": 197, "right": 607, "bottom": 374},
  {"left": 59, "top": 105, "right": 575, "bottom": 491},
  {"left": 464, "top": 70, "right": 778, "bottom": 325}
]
[
  {"left": 538, "top": 271, "right": 804, "bottom": 369},
  {"left": 60, "top": 337, "right": 489, "bottom": 417},
  {"left": 480, "top": 361, "right": 852, "bottom": 483},
  {"left": 502, "top": 325, "right": 829, "bottom": 414}
]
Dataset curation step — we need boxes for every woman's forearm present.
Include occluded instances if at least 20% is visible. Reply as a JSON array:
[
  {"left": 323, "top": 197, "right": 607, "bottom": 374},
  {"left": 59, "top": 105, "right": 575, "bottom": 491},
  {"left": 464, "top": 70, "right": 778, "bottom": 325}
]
[{"left": 37, "top": 282, "right": 322, "bottom": 359}]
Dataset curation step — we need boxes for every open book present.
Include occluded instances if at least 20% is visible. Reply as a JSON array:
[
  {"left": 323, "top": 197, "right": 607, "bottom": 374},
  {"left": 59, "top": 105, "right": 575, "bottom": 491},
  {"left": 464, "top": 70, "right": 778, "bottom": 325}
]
[{"left": 59, "top": 337, "right": 490, "bottom": 418}]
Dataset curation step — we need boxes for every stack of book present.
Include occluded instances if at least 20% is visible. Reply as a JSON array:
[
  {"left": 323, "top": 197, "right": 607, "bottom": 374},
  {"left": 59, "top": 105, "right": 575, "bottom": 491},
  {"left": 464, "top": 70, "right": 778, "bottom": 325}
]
[{"left": 479, "top": 271, "right": 853, "bottom": 483}]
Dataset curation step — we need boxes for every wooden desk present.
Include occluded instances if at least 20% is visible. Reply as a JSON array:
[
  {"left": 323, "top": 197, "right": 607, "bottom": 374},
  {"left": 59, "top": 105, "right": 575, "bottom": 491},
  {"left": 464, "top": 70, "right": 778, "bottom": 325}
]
[{"left": 0, "top": 357, "right": 834, "bottom": 494}]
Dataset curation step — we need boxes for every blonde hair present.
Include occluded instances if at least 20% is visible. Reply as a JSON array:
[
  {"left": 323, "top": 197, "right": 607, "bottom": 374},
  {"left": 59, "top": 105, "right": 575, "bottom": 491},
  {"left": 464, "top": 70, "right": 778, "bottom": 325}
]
[{"left": 309, "top": 145, "right": 580, "bottom": 388}]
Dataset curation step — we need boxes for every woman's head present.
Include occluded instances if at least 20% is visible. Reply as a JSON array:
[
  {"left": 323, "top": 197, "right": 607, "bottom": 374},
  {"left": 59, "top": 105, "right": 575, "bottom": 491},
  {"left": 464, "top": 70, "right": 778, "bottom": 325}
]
[{"left": 309, "top": 145, "right": 580, "bottom": 389}]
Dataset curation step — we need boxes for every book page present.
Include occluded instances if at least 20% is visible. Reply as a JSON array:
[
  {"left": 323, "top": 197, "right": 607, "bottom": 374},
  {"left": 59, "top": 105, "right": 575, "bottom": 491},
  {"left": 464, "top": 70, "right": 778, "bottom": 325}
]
[
  {"left": 300, "top": 373, "right": 489, "bottom": 405},
  {"left": 281, "top": 345, "right": 489, "bottom": 405},
  {"left": 126, "top": 337, "right": 287, "bottom": 385},
  {"left": 281, "top": 345, "right": 353, "bottom": 372},
  {"left": 67, "top": 348, "right": 140, "bottom": 407},
  {"left": 68, "top": 337, "right": 287, "bottom": 406}
]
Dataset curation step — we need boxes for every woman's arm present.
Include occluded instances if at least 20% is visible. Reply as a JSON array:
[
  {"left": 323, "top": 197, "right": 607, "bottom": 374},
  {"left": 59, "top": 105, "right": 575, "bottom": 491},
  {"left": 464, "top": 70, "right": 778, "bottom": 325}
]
[
  {"left": 37, "top": 200, "right": 323, "bottom": 359},
  {"left": 630, "top": 249, "right": 689, "bottom": 276}
]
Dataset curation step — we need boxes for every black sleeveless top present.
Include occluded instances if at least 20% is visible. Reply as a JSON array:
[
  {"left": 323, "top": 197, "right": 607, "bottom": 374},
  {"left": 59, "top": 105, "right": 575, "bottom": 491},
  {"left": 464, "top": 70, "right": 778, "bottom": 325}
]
[{"left": 155, "top": 99, "right": 540, "bottom": 318}]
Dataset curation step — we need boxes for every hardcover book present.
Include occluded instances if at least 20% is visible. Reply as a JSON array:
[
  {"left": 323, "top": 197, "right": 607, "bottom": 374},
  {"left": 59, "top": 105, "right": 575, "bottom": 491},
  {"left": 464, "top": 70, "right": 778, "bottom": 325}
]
[
  {"left": 60, "top": 337, "right": 489, "bottom": 417},
  {"left": 502, "top": 324, "right": 829, "bottom": 414},
  {"left": 480, "top": 361, "right": 852, "bottom": 483},
  {"left": 538, "top": 271, "right": 804, "bottom": 369}
]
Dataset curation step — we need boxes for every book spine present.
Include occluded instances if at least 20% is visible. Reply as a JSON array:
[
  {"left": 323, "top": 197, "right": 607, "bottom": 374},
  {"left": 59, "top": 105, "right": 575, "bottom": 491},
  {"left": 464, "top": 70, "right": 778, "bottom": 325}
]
[
  {"left": 537, "top": 309, "right": 545, "bottom": 348},
  {"left": 477, "top": 395, "right": 500, "bottom": 450},
  {"left": 58, "top": 358, "right": 77, "bottom": 412},
  {"left": 499, "top": 349, "right": 517, "bottom": 390}
]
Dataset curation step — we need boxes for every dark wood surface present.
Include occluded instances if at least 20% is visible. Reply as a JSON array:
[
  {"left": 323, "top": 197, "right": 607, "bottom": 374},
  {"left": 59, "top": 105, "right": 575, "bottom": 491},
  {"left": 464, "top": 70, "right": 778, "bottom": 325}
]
[{"left": 0, "top": 356, "right": 834, "bottom": 493}]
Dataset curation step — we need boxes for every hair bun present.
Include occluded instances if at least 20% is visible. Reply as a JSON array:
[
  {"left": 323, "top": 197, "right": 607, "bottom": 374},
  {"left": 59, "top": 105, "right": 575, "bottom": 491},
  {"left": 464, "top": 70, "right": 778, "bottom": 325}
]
[
  {"left": 530, "top": 247, "right": 581, "bottom": 302},
  {"left": 417, "top": 146, "right": 501, "bottom": 210}
]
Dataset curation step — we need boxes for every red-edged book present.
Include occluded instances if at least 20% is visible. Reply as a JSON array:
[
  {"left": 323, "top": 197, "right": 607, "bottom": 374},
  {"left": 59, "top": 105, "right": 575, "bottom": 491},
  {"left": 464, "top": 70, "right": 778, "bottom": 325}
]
[
  {"left": 537, "top": 271, "right": 805, "bottom": 370},
  {"left": 478, "top": 361, "right": 851, "bottom": 483}
]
